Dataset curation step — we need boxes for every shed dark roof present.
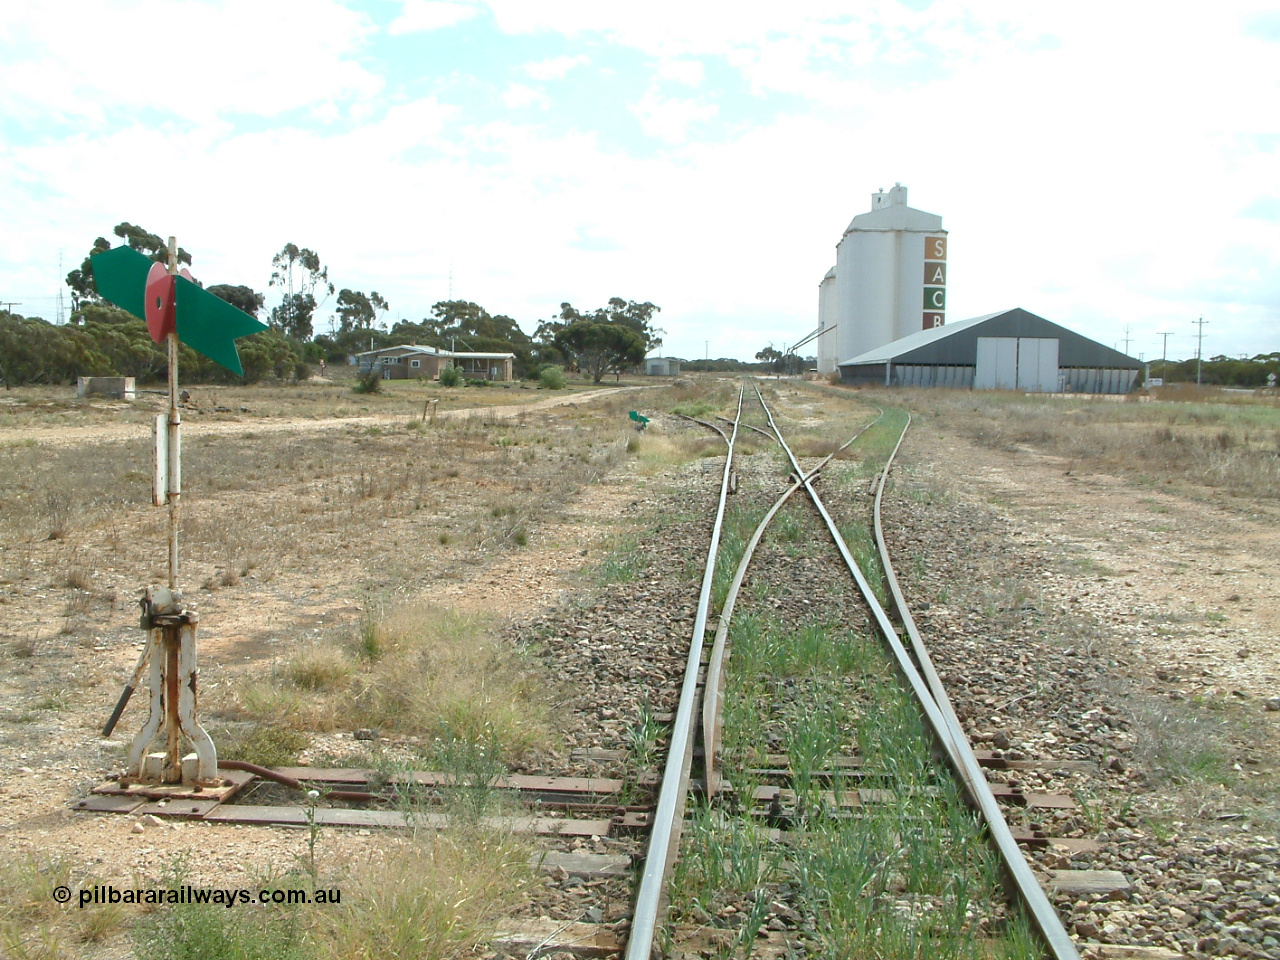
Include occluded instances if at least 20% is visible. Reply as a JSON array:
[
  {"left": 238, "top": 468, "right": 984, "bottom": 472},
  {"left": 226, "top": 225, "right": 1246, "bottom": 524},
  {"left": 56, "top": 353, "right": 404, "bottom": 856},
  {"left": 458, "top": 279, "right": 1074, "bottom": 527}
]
[{"left": 838, "top": 308, "right": 1141, "bottom": 369}]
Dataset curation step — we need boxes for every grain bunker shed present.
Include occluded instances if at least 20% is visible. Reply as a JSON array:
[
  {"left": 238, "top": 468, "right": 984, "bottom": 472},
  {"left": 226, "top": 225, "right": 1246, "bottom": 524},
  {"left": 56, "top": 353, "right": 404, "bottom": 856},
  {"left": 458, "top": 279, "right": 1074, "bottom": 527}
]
[{"left": 837, "top": 308, "right": 1142, "bottom": 394}]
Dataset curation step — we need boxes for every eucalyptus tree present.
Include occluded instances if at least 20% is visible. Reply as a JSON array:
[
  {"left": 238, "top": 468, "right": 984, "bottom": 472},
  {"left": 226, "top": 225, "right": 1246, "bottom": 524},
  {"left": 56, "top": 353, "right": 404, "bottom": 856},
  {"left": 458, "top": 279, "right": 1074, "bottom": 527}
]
[{"left": 268, "top": 243, "right": 334, "bottom": 341}]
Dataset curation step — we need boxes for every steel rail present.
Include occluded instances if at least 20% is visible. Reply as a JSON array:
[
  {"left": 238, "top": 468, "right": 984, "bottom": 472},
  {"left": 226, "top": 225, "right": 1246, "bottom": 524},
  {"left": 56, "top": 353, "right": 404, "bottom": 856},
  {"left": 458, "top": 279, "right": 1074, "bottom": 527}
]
[
  {"left": 625, "top": 384, "right": 745, "bottom": 960},
  {"left": 870, "top": 412, "right": 1079, "bottom": 959},
  {"left": 701, "top": 406, "right": 885, "bottom": 798},
  {"left": 715, "top": 415, "right": 775, "bottom": 442},
  {"left": 673, "top": 412, "right": 730, "bottom": 443},
  {"left": 753, "top": 386, "right": 1079, "bottom": 960}
]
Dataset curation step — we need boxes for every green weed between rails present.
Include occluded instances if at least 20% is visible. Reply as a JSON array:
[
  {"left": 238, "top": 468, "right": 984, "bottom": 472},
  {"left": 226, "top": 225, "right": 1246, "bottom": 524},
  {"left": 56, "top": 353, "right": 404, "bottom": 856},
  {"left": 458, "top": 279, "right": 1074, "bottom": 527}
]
[
  {"left": 729, "top": 612, "right": 880, "bottom": 679},
  {"left": 671, "top": 400, "right": 721, "bottom": 418},
  {"left": 670, "top": 807, "right": 780, "bottom": 923},
  {"left": 699, "top": 608, "right": 1037, "bottom": 959},
  {"left": 836, "top": 512, "right": 888, "bottom": 607},
  {"left": 843, "top": 404, "right": 912, "bottom": 482},
  {"left": 627, "top": 697, "right": 661, "bottom": 769},
  {"left": 710, "top": 502, "right": 768, "bottom": 612}
]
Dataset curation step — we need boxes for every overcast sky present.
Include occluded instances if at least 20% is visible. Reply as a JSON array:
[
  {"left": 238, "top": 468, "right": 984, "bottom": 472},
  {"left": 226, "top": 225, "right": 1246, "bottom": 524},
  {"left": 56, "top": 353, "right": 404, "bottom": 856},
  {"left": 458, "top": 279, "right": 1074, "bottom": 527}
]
[{"left": 2, "top": 1, "right": 1276, "bottom": 363}]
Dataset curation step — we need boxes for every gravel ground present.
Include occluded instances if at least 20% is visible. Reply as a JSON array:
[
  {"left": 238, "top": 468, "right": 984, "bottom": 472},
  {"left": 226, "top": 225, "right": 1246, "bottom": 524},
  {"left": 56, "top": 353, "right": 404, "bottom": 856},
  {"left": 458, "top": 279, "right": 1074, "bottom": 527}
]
[{"left": 879, "top": 433, "right": 1280, "bottom": 960}]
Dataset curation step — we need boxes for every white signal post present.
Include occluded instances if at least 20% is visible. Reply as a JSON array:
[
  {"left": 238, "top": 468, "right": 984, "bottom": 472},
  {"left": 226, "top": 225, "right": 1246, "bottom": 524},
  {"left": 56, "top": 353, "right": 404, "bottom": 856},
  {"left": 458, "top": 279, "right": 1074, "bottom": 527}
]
[
  {"left": 166, "top": 237, "right": 181, "bottom": 588},
  {"left": 122, "top": 236, "right": 218, "bottom": 787}
]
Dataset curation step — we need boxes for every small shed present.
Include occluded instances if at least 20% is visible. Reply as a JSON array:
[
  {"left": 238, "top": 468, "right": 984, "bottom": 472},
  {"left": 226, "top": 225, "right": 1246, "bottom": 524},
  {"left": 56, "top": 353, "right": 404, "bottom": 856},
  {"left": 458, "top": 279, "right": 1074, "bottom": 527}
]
[
  {"left": 77, "top": 377, "right": 136, "bottom": 400},
  {"left": 837, "top": 308, "right": 1141, "bottom": 394},
  {"left": 645, "top": 357, "right": 683, "bottom": 376}
]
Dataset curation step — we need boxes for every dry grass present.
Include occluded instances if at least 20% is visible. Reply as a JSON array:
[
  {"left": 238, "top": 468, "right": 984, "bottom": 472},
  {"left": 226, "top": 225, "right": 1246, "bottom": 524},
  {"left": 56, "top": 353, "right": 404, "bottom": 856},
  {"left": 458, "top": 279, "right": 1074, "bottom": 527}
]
[
  {"left": 632, "top": 432, "right": 725, "bottom": 473},
  {"left": 0, "top": 853, "right": 130, "bottom": 959},
  {"left": 0, "top": 374, "right": 613, "bottom": 434},
  {"left": 887, "top": 389, "right": 1280, "bottom": 499},
  {"left": 233, "top": 603, "right": 554, "bottom": 757},
  {"left": 319, "top": 828, "right": 533, "bottom": 960}
]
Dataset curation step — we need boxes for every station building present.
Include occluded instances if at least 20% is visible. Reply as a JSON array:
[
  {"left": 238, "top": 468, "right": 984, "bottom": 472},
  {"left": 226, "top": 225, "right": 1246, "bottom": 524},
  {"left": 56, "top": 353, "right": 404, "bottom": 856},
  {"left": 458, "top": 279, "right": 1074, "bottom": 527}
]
[
  {"left": 356, "top": 344, "right": 515, "bottom": 381},
  {"left": 836, "top": 308, "right": 1142, "bottom": 394}
]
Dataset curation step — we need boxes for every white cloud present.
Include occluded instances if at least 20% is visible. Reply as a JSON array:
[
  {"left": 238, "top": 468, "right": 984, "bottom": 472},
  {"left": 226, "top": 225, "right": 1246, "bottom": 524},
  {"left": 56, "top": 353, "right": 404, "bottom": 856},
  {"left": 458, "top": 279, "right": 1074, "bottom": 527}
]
[
  {"left": 311, "top": 102, "right": 342, "bottom": 125},
  {"left": 0, "top": 1, "right": 381, "bottom": 124},
  {"left": 630, "top": 89, "right": 717, "bottom": 144},
  {"left": 656, "top": 59, "right": 704, "bottom": 87},
  {"left": 525, "top": 54, "right": 590, "bottom": 81},
  {"left": 389, "top": 0, "right": 482, "bottom": 35},
  {"left": 502, "top": 83, "right": 551, "bottom": 111}
]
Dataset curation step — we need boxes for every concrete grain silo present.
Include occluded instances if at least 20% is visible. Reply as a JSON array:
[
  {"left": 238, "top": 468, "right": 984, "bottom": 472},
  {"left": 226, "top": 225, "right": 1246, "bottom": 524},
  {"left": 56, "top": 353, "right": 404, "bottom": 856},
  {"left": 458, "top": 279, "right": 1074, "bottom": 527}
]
[
  {"left": 832, "top": 184, "right": 947, "bottom": 363},
  {"left": 816, "top": 266, "right": 838, "bottom": 374}
]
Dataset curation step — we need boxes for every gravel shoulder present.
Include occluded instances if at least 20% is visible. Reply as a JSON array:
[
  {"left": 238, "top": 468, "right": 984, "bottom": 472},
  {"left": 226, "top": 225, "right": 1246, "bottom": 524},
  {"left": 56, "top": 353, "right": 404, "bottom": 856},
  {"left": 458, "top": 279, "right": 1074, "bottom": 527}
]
[{"left": 887, "top": 419, "right": 1280, "bottom": 959}]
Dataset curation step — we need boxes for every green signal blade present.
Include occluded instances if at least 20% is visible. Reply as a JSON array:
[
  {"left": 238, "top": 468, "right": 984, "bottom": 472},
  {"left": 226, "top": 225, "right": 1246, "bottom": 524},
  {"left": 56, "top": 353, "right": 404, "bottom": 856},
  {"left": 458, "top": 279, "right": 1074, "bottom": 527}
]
[
  {"left": 90, "top": 246, "right": 154, "bottom": 320},
  {"left": 174, "top": 276, "right": 269, "bottom": 377}
]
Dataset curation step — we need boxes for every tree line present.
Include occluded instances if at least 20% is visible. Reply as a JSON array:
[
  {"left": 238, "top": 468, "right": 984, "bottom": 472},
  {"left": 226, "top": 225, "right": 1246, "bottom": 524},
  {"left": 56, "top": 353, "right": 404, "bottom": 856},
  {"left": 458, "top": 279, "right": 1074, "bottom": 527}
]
[
  {"left": 1, "top": 222, "right": 664, "bottom": 387},
  {"left": 1149, "top": 355, "right": 1280, "bottom": 388}
]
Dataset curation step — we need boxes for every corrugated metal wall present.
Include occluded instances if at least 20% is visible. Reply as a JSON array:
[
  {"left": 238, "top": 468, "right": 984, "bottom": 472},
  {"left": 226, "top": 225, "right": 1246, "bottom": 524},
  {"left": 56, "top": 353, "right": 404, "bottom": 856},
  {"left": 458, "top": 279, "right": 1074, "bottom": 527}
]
[
  {"left": 893, "top": 365, "right": 975, "bottom": 388},
  {"left": 841, "top": 363, "right": 1136, "bottom": 393},
  {"left": 1061, "top": 368, "right": 1138, "bottom": 393}
]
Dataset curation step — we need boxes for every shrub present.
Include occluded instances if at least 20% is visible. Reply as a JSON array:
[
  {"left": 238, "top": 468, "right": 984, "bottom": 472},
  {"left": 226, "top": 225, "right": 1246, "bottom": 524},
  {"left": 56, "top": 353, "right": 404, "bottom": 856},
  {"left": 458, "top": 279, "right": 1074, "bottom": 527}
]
[
  {"left": 438, "top": 365, "right": 461, "bottom": 387},
  {"left": 538, "top": 365, "right": 566, "bottom": 390},
  {"left": 292, "top": 360, "right": 311, "bottom": 382},
  {"left": 353, "top": 370, "right": 382, "bottom": 394}
]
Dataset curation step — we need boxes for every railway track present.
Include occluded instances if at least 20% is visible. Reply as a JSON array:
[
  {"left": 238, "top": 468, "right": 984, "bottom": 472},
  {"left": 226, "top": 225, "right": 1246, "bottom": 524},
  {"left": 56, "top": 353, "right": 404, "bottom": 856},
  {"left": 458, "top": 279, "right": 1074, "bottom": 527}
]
[
  {"left": 617, "top": 381, "right": 1082, "bottom": 959},
  {"left": 78, "top": 381, "right": 1102, "bottom": 957}
]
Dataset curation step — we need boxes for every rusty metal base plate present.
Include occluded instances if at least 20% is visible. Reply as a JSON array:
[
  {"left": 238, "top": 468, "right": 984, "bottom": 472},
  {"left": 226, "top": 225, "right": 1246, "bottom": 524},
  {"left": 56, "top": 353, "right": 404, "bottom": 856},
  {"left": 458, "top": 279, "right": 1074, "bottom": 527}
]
[
  {"left": 73, "top": 766, "right": 627, "bottom": 837},
  {"left": 89, "top": 767, "right": 253, "bottom": 803},
  {"left": 71, "top": 794, "right": 148, "bottom": 814}
]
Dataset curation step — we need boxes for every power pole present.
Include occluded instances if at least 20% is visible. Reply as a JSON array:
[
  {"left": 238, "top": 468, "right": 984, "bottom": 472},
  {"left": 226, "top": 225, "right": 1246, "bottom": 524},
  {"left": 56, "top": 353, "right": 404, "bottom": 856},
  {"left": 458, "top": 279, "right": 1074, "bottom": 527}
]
[
  {"left": 1123, "top": 325, "right": 1132, "bottom": 356},
  {"left": 1158, "top": 331, "right": 1173, "bottom": 381},
  {"left": 0, "top": 301, "right": 21, "bottom": 314},
  {"left": 1194, "top": 316, "right": 1208, "bottom": 386}
]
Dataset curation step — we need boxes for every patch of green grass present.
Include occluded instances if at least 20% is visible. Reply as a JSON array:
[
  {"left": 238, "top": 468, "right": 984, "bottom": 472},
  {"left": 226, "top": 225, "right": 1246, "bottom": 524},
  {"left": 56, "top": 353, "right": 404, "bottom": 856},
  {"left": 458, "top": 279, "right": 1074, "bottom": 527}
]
[
  {"left": 135, "top": 889, "right": 311, "bottom": 960},
  {"left": 627, "top": 698, "right": 661, "bottom": 769},
  {"left": 594, "top": 535, "right": 645, "bottom": 584},
  {"left": 671, "top": 400, "right": 720, "bottom": 418},
  {"left": 221, "top": 726, "right": 312, "bottom": 768},
  {"left": 670, "top": 806, "right": 779, "bottom": 922}
]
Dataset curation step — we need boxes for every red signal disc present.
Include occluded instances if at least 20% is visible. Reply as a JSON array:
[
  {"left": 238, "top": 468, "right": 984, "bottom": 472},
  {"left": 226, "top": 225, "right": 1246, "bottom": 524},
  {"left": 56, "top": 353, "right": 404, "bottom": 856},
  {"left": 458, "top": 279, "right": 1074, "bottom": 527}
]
[{"left": 145, "top": 261, "right": 176, "bottom": 343}]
